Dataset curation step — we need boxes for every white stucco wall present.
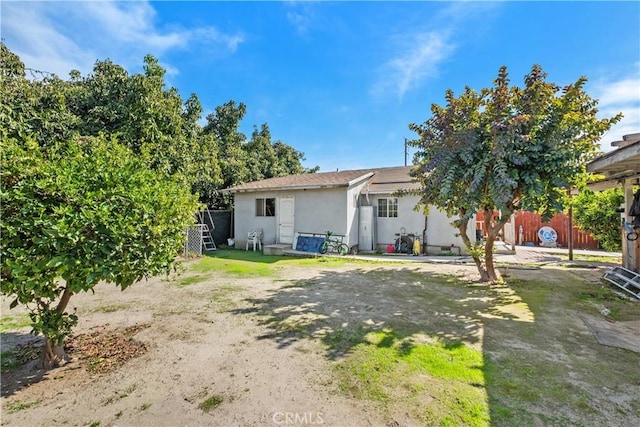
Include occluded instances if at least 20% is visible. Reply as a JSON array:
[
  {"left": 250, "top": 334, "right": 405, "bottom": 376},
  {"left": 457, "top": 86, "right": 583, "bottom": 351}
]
[
  {"left": 233, "top": 187, "right": 351, "bottom": 248},
  {"left": 365, "top": 195, "right": 473, "bottom": 254},
  {"left": 233, "top": 185, "right": 474, "bottom": 254}
]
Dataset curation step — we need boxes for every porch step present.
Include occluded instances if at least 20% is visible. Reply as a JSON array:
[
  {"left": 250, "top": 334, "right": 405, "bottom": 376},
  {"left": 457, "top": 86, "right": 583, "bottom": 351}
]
[{"left": 263, "top": 244, "right": 292, "bottom": 256}]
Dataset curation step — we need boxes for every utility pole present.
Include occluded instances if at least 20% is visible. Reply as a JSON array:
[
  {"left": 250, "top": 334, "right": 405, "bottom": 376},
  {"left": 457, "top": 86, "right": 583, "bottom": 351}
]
[{"left": 404, "top": 138, "right": 408, "bottom": 166}]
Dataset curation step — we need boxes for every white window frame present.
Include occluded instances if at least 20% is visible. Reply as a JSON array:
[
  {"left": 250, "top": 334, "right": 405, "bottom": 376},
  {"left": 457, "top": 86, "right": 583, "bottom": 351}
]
[{"left": 378, "top": 198, "right": 398, "bottom": 218}]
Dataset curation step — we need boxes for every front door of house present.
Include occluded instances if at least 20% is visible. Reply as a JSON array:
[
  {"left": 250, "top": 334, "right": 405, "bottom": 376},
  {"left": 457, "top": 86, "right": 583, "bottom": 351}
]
[{"left": 278, "top": 196, "right": 295, "bottom": 244}]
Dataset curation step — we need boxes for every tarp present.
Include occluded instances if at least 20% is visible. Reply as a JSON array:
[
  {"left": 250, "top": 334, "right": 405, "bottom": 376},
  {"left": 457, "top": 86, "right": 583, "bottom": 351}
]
[{"left": 296, "top": 236, "right": 325, "bottom": 253}]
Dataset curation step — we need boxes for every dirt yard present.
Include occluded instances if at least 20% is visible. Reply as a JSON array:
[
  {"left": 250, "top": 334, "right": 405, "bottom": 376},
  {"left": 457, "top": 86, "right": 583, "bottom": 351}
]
[{"left": 1, "top": 255, "right": 639, "bottom": 426}]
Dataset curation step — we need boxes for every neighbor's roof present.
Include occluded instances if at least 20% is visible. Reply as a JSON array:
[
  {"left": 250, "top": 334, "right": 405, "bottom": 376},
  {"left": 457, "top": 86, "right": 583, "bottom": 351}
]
[
  {"left": 364, "top": 166, "right": 422, "bottom": 194},
  {"left": 226, "top": 169, "right": 375, "bottom": 192},
  {"left": 225, "top": 166, "right": 422, "bottom": 194},
  {"left": 587, "top": 133, "right": 640, "bottom": 190}
]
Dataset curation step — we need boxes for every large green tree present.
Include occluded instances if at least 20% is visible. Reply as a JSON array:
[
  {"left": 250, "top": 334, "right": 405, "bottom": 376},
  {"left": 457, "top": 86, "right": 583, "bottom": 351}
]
[
  {"left": 408, "top": 65, "right": 620, "bottom": 282},
  {"left": 1, "top": 137, "right": 200, "bottom": 368},
  {"left": 203, "top": 101, "right": 317, "bottom": 207},
  {"left": 2, "top": 43, "right": 313, "bottom": 209}
]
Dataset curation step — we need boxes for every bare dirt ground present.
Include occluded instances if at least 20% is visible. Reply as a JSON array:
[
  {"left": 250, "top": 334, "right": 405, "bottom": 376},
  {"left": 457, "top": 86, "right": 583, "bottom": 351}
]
[{"left": 1, "top": 258, "right": 638, "bottom": 426}]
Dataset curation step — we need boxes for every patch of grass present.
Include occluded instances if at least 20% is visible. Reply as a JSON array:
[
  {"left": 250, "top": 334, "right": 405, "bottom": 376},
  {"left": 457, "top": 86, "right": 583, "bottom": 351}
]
[
  {"left": 577, "top": 285, "right": 638, "bottom": 321},
  {"left": 192, "top": 256, "right": 276, "bottom": 277},
  {"left": 5, "top": 399, "right": 41, "bottom": 413},
  {"left": 0, "top": 314, "right": 32, "bottom": 332},
  {"left": 192, "top": 249, "right": 365, "bottom": 277},
  {"left": 139, "top": 403, "right": 151, "bottom": 411},
  {"left": 559, "top": 254, "right": 621, "bottom": 264},
  {"left": 176, "top": 274, "right": 208, "bottom": 286},
  {"left": 89, "top": 304, "right": 128, "bottom": 314},
  {"left": 102, "top": 384, "right": 137, "bottom": 406},
  {"left": 209, "top": 284, "right": 244, "bottom": 311},
  {"left": 88, "top": 422, "right": 100, "bottom": 427},
  {"left": 1, "top": 344, "right": 40, "bottom": 372},
  {"left": 198, "top": 394, "right": 223, "bottom": 413},
  {"left": 333, "top": 329, "right": 488, "bottom": 425}
]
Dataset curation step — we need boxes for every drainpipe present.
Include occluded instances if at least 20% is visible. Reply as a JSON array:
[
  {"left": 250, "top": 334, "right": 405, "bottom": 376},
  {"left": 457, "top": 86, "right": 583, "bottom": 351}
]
[{"left": 422, "top": 215, "right": 428, "bottom": 254}]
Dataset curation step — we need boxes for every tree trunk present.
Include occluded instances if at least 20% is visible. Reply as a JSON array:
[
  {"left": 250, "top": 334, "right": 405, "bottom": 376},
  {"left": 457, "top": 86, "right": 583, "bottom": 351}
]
[
  {"left": 482, "top": 207, "right": 512, "bottom": 283},
  {"left": 41, "top": 339, "right": 68, "bottom": 369},
  {"left": 483, "top": 233, "right": 498, "bottom": 282},
  {"left": 456, "top": 217, "right": 491, "bottom": 282},
  {"left": 40, "top": 287, "right": 74, "bottom": 369}
]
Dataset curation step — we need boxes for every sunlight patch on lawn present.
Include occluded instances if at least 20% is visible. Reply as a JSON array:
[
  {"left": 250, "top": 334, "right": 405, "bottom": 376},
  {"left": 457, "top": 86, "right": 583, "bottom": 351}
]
[
  {"left": 334, "top": 329, "right": 488, "bottom": 426},
  {"left": 478, "top": 285, "right": 535, "bottom": 323}
]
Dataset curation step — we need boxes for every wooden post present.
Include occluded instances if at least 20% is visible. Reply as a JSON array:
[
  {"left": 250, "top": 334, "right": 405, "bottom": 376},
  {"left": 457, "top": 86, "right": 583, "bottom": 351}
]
[{"left": 568, "top": 206, "right": 574, "bottom": 261}]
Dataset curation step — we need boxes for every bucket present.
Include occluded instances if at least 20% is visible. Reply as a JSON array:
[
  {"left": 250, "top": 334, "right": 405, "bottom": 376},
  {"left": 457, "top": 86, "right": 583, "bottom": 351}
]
[{"left": 227, "top": 238, "right": 235, "bottom": 248}]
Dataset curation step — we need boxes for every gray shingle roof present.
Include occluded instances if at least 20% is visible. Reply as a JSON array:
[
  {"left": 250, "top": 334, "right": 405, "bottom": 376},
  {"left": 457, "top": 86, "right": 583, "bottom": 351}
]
[
  {"left": 225, "top": 166, "right": 421, "bottom": 194},
  {"left": 226, "top": 169, "right": 376, "bottom": 192},
  {"left": 365, "top": 166, "right": 422, "bottom": 194}
]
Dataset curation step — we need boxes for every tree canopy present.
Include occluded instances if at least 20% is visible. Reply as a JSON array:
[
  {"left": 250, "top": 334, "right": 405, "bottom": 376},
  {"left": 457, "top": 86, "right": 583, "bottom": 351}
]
[
  {"left": 0, "top": 43, "right": 316, "bottom": 367},
  {"left": 1, "top": 43, "right": 316, "bottom": 208},
  {"left": 408, "top": 65, "right": 621, "bottom": 282},
  {"left": 1, "top": 136, "right": 201, "bottom": 367}
]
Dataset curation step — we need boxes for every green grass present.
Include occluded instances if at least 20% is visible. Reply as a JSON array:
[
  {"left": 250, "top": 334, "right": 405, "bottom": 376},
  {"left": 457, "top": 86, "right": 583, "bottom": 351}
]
[
  {"left": 102, "top": 384, "right": 137, "bottom": 406},
  {"left": 88, "top": 304, "right": 128, "bottom": 314},
  {"left": 333, "top": 330, "right": 488, "bottom": 426},
  {"left": 5, "top": 399, "right": 42, "bottom": 413},
  {"left": 0, "top": 314, "right": 32, "bottom": 332},
  {"left": 209, "top": 284, "right": 245, "bottom": 311},
  {"left": 176, "top": 274, "right": 209, "bottom": 286},
  {"left": 559, "top": 254, "right": 621, "bottom": 264},
  {"left": 198, "top": 394, "right": 223, "bottom": 413},
  {"left": 189, "top": 249, "right": 353, "bottom": 277},
  {"left": 172, "top": 252, "right": 640, "bottom": 425},
  {"left": 1, "top": 344, "right": 40, "bottom": 372}
]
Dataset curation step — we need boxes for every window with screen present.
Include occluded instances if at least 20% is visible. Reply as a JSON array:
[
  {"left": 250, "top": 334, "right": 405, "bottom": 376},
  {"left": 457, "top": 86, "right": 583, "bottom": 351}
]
[{"left": 256, "top": 198, "right": 276, "bottom": 217}]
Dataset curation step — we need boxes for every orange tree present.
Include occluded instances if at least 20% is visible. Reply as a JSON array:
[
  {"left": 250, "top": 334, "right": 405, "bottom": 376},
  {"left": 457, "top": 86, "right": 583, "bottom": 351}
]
[
  {"left": 1, "top": 137, "right": 200, "bottom": 368},
  {"left": 408, "top": 65, "right": 620, "bottom": 282}
]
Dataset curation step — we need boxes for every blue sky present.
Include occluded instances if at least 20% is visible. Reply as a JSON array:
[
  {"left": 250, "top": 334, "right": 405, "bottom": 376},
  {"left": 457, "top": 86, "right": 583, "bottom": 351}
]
[{"left": 2, "top": 1, "right": 639, "bottom": 172}]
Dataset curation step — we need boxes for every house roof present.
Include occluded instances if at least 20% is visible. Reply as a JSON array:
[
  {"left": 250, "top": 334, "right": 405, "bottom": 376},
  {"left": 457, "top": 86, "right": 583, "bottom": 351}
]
[
  {"left": 225, "top": 166, "right": 422, "bottom": 194},
  {"left": 364, "top": 166, "right": 422, "bottom": 194},
  {"left": 226, "top": 169, "right": 375, "bottom": 192}
]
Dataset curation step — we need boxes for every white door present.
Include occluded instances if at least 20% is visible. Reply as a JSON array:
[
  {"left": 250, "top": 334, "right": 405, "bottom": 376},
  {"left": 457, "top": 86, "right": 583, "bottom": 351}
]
[{"left": 278, "top": 197, "right": 295, "bottom": 244}]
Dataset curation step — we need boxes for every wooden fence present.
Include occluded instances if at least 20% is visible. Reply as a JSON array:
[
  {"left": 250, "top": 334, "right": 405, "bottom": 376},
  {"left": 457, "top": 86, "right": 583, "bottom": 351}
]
[{"left": 476, "top": 211, "right": 599, "bottom": 249}]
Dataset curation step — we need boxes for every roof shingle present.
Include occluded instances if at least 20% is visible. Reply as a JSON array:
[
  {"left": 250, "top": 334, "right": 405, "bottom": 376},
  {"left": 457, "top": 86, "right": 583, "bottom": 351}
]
[{"left": 225, "top": 166, "right": 421, "bottom": 194}]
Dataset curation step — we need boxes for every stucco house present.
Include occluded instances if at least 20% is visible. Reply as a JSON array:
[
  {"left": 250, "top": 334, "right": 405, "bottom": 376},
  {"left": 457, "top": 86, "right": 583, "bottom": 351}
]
[{"left": 224, "top": 166, "right": 471, "bottom": 255}]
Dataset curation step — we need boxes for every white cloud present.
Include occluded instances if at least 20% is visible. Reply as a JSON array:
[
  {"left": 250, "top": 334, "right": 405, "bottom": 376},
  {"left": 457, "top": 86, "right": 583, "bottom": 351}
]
[
  {"left": 284, "top": 2, "right": 318, "bottom": 35},
  {"left": 374, "top": 31, "right": 455, "bottom": 99},
  {"left": 370, "top": 1, "right": 500, "bottom": 100},
  {"left": 589, "top": 64, "right": 640, "bottom": 151},
  {"left": 1, "top": 0, "right": 244, "bottom": 77}
]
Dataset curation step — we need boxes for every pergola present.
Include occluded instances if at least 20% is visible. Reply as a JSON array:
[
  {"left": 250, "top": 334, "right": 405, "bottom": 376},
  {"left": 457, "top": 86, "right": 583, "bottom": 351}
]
[{"left": 586, "top": 133, "right": 640, "bottom": 272}]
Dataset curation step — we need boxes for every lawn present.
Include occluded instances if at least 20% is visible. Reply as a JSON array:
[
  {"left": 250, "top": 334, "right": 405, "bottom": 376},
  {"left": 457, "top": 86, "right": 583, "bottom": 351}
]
[{"left": 1, "top": 249, "right": 638, "bottom": 426}]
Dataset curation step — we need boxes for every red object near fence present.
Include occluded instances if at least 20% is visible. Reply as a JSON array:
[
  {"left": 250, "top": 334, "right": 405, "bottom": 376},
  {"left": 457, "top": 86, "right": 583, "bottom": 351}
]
[{"left": 476, "top": 211, "right": 599, "bottom": 249}]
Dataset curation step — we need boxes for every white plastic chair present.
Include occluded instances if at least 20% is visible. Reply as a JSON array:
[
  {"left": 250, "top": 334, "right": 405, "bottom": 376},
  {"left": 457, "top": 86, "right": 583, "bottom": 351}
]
[{"left": 246, "top": 229, "right": 263, "bottom": 251}]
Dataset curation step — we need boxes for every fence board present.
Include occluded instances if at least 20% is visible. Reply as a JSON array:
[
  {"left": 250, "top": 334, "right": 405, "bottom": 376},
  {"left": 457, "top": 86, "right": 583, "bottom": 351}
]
[{"left": 476, "top": 211, "right": 599, "bottom": 249}]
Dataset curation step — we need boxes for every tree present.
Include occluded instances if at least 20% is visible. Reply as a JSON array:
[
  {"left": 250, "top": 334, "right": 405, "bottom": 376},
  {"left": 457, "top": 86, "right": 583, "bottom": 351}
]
[
  {"left": 408, "top": 65, "right": 621, "bottom": 282},
  {"left": 1, "top": 136, "right": 201, "bottom": 368},
  {"left": 65, "top": 55, "right": 223, "bottom": 203},
  {"left": 571, "top": 188, "right": 624, "bottom": 252},
  {"left": 203, "top": 102, "right": 317, "bottom": 208}
]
